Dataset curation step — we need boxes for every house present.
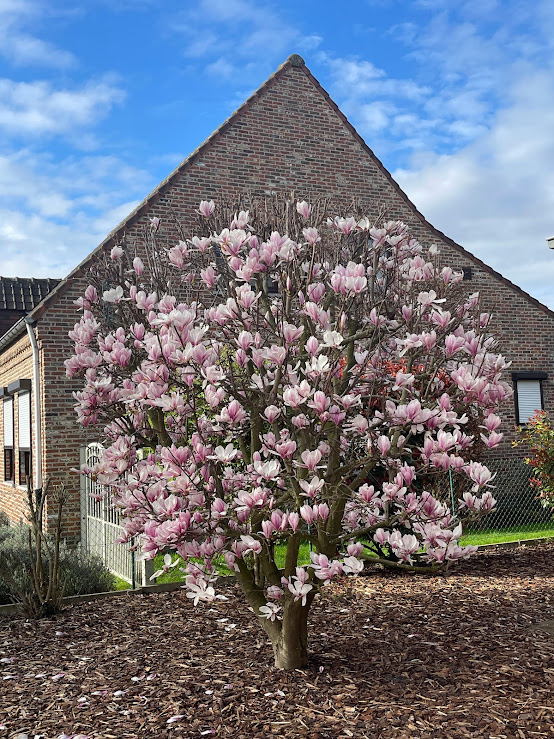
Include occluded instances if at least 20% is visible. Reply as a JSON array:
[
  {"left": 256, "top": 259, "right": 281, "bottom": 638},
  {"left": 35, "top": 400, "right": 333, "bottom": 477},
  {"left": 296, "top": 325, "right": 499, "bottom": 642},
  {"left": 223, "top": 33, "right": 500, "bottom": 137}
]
[{"left": 0, "top": 54, "right": 552, "bottom": 545}]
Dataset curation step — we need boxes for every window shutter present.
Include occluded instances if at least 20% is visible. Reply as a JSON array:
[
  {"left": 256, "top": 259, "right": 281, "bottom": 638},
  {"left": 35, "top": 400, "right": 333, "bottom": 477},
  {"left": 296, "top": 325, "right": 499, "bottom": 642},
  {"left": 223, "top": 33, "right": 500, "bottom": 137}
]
[
  {"left": 517, "top": 380, "right": 542, "bottom": 424},
  {"left": 18, "top": 392, "right": 31, "bottom": 449},
  {"left": 3, "top": 398, "right": 13, "bottom": 447}
]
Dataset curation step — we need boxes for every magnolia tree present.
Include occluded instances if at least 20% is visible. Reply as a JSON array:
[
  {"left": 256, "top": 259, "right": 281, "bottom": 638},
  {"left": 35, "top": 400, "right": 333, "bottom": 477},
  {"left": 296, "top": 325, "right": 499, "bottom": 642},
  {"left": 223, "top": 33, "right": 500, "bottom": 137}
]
[{"left": 67, "top": 195, "right": 510, "bottom": 669}]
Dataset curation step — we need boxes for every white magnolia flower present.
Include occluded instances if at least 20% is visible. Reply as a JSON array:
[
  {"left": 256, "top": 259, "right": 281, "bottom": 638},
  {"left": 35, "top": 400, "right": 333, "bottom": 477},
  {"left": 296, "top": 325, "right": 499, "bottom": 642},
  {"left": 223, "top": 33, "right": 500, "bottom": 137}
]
[
  {"left": 150, "top": 553, "right": 180, "bottom": 580},
  {"left": 186, "top": 581, "right": 217, "bottom": 606},
  {"left": 209, "top": 444, "right": 240, "bottom": 463},
  {"left": 342, "top": 556, "right": 364, "bottom": 575},
  {"left": 102, "top": 285, "right": 124, "bottom": 303},
  {"left": 322, "top": 330, "right": 343, "bottom": 347},
  {"left": 259, "top": 603, "right": 282, "bottom": 621}
]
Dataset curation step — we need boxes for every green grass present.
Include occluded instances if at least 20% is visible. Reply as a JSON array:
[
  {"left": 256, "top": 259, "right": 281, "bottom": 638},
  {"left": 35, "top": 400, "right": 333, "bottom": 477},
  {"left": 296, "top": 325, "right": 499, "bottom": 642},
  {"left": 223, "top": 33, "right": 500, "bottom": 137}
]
[
  {"left": 143, "top": 543, "right": 314, "bottom": 586},
  {"left": 111, "top": 575, "right": 133, "bottom": 590},
  {"left": 274, "top": 540, "right": 312, "bottom": 569},
  {"left": 461, "top": 521, "right": 554, "bottom": 547}
]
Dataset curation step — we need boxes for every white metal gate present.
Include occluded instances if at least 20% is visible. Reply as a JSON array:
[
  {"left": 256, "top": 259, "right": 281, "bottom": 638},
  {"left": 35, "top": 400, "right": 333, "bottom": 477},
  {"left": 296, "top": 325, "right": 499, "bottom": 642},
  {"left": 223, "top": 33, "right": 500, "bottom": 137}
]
[{"left": 80, "top": 442, "right": 138, "bottom": 585}]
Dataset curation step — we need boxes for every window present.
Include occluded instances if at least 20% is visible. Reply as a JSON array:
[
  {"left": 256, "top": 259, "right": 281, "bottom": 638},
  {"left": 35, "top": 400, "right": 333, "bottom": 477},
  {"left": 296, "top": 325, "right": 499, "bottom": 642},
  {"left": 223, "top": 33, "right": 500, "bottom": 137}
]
[
  {"left": 17, "top": 391, "right": 31, "bottom": 486},
  {"left": 512, "top": 372, "right": 547, "bottom": 425},
  {"left": 3, "top": 397, "right": 14, "bottom": 482}
]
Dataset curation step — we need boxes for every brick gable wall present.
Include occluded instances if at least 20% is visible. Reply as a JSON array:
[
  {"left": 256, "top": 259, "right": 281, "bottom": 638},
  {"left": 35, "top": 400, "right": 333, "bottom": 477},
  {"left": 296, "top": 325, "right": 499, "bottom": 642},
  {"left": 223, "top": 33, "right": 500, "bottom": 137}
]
[{"left": 1, "top": 58, "right": 552, "bottom": 539}]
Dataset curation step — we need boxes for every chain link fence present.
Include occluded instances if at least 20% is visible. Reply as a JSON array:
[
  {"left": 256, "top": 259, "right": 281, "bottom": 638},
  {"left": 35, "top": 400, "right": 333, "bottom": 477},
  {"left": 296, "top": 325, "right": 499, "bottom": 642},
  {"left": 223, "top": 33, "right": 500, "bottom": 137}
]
[{"left": 437, "top": 457, "right": 554, "bottom": 540}]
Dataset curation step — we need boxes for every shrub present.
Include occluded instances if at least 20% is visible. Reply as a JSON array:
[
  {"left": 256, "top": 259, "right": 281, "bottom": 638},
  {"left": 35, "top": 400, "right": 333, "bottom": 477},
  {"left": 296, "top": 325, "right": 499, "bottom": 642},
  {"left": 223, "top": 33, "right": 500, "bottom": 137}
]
[
  {"left": 516, "top": 411, "right": 554, "bottom": 510},
  {"left": 0, "top": 525, "right": 115, "bottom": 606}
]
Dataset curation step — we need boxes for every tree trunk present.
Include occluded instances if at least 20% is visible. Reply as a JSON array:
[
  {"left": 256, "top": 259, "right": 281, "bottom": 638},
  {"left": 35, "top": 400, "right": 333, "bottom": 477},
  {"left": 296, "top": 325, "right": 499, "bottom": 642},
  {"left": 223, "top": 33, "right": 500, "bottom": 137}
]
[{"left": 273, "top": 600, "right": 310, "bottom": 669}]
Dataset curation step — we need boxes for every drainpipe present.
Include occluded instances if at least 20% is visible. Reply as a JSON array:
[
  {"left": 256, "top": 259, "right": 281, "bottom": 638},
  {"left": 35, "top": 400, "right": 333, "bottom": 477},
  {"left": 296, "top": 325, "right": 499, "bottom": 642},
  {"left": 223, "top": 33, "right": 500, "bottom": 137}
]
[{"left": 24, "top": 317, "right": 42, "bottom": 493}]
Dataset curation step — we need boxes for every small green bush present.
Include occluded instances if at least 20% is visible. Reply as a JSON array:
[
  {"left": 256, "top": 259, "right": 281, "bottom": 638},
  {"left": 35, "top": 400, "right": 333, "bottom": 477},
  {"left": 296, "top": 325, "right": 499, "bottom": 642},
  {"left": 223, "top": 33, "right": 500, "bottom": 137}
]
[{"left": 0, "top": 525, "right": 115, "bottom": 605}]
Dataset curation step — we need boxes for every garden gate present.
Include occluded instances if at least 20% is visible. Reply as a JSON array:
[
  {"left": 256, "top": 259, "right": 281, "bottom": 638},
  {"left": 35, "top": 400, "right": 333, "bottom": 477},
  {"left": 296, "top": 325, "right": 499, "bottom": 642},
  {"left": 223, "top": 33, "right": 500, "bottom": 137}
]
[{"left": 80, "top": 442, "right": 152, "bottom": 586}]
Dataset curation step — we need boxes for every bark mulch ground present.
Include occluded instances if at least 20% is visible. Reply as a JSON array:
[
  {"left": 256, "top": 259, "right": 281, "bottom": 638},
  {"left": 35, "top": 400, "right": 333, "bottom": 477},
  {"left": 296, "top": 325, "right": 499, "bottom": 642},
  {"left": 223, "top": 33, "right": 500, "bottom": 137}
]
[{"left": 1, "top": 543, "right": 554, "bottom": 739}]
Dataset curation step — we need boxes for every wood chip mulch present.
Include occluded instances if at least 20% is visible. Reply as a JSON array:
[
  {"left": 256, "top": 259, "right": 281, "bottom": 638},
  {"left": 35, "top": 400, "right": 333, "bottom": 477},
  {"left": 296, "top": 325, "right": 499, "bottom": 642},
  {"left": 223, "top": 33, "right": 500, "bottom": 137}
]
[{"left": 1, "top": 543, "right": 554, "bottom": 739}]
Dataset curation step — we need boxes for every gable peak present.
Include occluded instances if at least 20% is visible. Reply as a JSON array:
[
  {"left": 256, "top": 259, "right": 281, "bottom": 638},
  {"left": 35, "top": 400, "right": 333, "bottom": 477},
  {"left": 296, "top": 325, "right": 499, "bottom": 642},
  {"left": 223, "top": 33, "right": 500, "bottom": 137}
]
[{"left": 287, "top": 54, "right": 305, "bottom": 68}]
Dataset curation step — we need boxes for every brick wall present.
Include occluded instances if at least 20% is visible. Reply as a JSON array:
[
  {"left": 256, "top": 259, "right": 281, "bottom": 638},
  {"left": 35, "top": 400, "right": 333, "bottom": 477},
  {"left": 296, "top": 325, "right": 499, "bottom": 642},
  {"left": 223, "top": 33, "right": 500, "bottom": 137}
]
[
  {"left": 37, "top": 281, "right": 91, "bottom": 543},
  {"left": 1, "top": 58, "right": 553, "bottom": 540}
]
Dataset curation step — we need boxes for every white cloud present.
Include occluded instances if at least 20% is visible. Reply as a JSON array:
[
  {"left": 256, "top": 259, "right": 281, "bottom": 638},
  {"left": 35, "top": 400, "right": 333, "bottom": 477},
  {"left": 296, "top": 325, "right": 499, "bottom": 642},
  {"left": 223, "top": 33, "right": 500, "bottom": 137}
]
[
  {"left": 324, "top": 57, "right": 429, "bottom": 102},
  {"left": 394, "top": 71, "right": 554, "bottom": 307},
  {"left": 0, "top": 147, "right": 153, "bottom": 278},
  {"left": 175, "top": 0, "right": 321, "bottom": 79},
  {"left": 0, "top": 198, "right": 143, "bottom": 279},
  {"left": 0, "top": 0, "right": 76, "bottom": 68},
  {"left": 0, "top": 78, "right": 125, "bottom": 137}
]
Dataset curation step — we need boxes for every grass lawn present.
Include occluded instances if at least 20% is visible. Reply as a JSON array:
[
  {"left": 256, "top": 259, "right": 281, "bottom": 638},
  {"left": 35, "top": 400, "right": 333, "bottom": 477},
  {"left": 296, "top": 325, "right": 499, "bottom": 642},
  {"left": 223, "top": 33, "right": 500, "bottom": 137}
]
[{"left": 462, "top": 521, "right": 554, "bottom": 546}]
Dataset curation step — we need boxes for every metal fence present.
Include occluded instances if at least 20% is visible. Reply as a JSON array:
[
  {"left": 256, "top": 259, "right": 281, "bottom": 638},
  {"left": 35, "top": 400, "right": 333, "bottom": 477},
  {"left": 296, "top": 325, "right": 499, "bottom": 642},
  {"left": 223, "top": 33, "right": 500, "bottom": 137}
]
[
  {"left": 436, "top": 457, "right": 554, "bottom": 537},
  {"left": 80, "top": 443, "right": 152, "bottom": 587}
]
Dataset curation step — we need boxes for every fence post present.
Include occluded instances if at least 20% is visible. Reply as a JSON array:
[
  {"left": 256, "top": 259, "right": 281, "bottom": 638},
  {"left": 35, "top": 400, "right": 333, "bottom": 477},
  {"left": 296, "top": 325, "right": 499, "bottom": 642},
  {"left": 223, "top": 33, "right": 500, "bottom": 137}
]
[
  {"left": 79, "top": 446, "right": 87, "bottom": 551},
  {"left": 140, "top": 558, "right": 156, "bottom": 587}
]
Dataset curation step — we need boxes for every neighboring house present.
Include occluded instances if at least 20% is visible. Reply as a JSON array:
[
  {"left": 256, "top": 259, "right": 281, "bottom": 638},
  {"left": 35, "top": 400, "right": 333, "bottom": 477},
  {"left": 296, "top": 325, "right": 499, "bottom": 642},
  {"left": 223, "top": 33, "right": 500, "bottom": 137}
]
[{"left": 0, "top": 54, "right": 553, "bottom": 543}]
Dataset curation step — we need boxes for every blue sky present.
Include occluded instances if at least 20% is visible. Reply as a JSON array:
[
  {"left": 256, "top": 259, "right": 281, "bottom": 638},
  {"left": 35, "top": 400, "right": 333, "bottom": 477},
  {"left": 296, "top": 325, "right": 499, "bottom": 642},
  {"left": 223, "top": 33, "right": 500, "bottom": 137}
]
[{"left": 2, "top": 0, "right": 554, "bottom": 306}]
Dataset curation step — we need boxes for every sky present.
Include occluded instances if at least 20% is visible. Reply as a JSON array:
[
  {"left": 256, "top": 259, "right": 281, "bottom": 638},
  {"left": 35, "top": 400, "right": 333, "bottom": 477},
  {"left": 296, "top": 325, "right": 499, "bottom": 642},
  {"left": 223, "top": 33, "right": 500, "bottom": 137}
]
[{"left": 1, "top": 0, "right": 554, "bottom": 306}]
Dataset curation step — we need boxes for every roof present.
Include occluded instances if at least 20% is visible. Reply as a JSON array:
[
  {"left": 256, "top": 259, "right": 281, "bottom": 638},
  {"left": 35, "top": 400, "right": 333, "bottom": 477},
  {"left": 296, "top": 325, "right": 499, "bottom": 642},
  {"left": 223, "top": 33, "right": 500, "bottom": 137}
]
[
  {"left": 0, "top": 276, "right": 59, "bottom": 312},
  {"left": 1, "top": 53, "right": 553, "bottom": 345}
]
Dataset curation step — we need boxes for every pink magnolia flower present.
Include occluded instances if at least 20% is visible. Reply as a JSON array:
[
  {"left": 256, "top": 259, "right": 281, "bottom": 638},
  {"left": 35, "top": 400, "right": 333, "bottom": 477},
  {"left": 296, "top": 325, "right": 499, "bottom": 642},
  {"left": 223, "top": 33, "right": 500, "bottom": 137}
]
[
  {"left": 300, "top": 504, "right": 316, "bottom": 525},
  {"left": 240, "top": 535, "right": 262, "bottom": 555},
  {"left": 480, "top": 431, "right": 503, "bottom": 449},
  {"left": 198, "top": 200, "right": 215, "bottom": 217},
  {"left": 376, "top": 436, "right": 391, "bottom": 456},
  {"left": 300, "top": 449, "right": 322, "bottom": 471},
  {"left": 282, "top": 322, "right": 304, "bottom": 345},
  {"left": 299, "top": 476, "right": 324, "bottom": 497},
  {"left": 305, "top": 336, "right": 319, "bottom": 355},
  {"left": 296, "top": 200, "right": 311, "bottom": 218},
  {"left": 201, "top": 265, "right": 218, "bottom": 288},
  {"left": 288, "top": 511, "right": 300, "bottom": 532},
  {"left": 303, "top": 227, "right": 320, "bottom": 246},
  {"left": 264, "top": 405, "right": 281, "bottom": 423},
  {"left": 262, "top": 520, "right": 275, "bottom": 538},
  {"left": 288, "top": 577, "right": 313, "bottom": 606}
]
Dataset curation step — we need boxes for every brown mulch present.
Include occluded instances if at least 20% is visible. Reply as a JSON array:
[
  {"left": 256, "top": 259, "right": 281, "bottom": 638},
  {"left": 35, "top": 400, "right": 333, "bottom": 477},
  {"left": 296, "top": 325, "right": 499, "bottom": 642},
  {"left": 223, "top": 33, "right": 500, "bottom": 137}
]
[{"left": 1, "top": 544, "right": 554, "bottom": 739}]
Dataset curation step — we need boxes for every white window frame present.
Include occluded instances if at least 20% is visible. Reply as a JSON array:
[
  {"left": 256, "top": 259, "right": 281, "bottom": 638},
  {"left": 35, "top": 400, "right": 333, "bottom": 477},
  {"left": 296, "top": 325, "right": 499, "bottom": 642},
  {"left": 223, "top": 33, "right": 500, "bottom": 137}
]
[
  {"left": 3, "top": 396, "right": 14, "bottom": 482},
  {"left": 17, "top": 391, "right": 32, "bottom": 487}
]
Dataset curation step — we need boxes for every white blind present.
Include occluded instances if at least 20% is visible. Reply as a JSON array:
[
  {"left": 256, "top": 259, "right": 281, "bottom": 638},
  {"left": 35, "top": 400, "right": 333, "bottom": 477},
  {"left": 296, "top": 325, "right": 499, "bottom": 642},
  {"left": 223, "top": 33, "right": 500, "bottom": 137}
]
[
  {"left": 18, "top": 392, "right": 31, "bottom": 449},
  {"left": 517, "top": 380, "right": 542, "bottom": 424},
  {"left": 3, "top": 398, "right": 13, "bottom": 447}
]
